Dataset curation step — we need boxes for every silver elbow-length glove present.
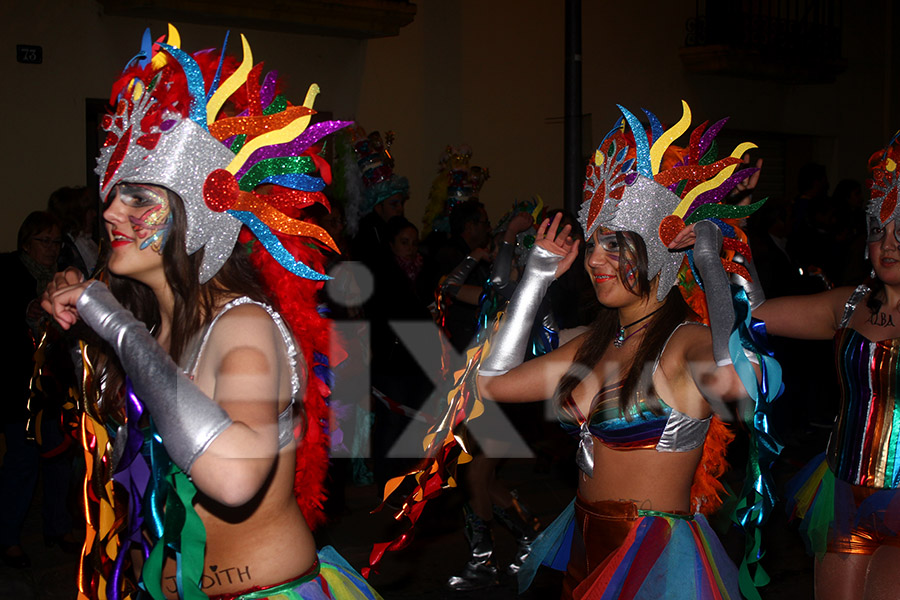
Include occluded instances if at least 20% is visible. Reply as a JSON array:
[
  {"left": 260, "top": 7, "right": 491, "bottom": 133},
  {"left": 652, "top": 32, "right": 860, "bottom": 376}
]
[
  {"left": 692, "top": 220, "right": 736, "bottom": 367},
  {"left": 731, "top": 250, "right": 766, "bottom": 311},
  {"left": 480, "top": 245, "right": 561, "bottom": 377},
  {"left": 442, "top": 255, "right": 480, "bottom": 297},
  {"left": 490, "top": 241, "right": 515, "bottom": 291},
  {"left": 77, "top": 281, "right": 232, "bottom": 474}
]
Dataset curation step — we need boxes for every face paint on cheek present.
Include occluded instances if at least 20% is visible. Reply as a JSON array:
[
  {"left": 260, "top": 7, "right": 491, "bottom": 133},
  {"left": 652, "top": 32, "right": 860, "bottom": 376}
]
[
  {"left": 624, "top": 265, "right": 638, "bottom": 284},
  {"left": 618, "top": 235, "right": 640, "bottom": 286},
  {"left": 129, "top": 193, "right": 172, "bottom": 254}
]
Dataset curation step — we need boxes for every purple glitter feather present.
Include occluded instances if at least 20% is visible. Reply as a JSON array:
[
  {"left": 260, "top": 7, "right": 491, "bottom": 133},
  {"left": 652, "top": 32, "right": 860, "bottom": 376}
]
[
  {"left": 697, "top": 118, "right": 729, "bottom": 158},
  {"left": 261, "top": 70, "right": 278, "bottom": 109},
  {"left": 234, "top": 120, "right": 353, "bottom": 180},
  {"left": 686, "top": 167, "right": 759, "bottom": 214}
]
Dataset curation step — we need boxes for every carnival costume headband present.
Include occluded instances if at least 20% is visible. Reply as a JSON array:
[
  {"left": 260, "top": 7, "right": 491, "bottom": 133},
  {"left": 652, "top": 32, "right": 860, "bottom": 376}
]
[
  {"left": 353, "top": 127, "right": 409, "bottom": 211},
  {"left": 96, "top": 24, "right": 350, "bottom": 283},
  {"left": 422, "top": 144, "right": 490, "bottom": 234},
  {"left": 579, "top": 101, "right": 760, "bottom": 301},
  {"left": 866, "top": 130, "right": 900, "bottom": 227}
]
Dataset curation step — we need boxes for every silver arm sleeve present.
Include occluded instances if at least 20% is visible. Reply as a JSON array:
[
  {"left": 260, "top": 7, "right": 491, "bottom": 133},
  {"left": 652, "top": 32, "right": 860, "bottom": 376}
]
[
  {"left": 693, "top": 220, "right": 735, "bottom": 366},
  {"left": 442, "top": 256, "right": 479, "bottom": 297},
  {"left": 480, "top": 245, "right": 561, "bottom": 376},
  {"left": 77, "top": 281, "right": 232, "bottom": 474},
  {"left": 490, "top": 241, "right": 515, "bottom": 288},
  {"left": 731, "top": 250, "right": 766, "bottom": 310},
  {"left": 541, "top": 298, "right": 559, "bottom": 335}
]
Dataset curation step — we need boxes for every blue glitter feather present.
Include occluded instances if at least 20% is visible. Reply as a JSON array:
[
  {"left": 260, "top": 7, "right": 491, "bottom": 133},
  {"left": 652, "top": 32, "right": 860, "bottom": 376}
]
[
  {"left": 643, "top": 108, "right": 663, "bottom": 144},
  {"left": 599, "top": 117, "right": 624, "bottom": 148},
  {"left": 157, "top": 43, "right": 208, "bottom": 130},
  {"left": 228, "top": 211, "right": 331, "bottom": 280},
  {"left": 617, "top": 105, "right": 651, "bottom": 178},
  {"left": 260, "top": 173, "right": 326, "bottom": 192},
  {"left": 708, "top": 218, "right": 735, "bottom": 239},
  {"left": 205, "top": 30, "right": 230, "bottom": 103},
  {"left": 129, "top": 28, "right": 154, "bottom": 70}
]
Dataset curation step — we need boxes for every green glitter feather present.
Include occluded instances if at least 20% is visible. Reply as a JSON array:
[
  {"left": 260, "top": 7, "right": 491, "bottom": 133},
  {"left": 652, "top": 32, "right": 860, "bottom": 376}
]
[{"left": 239, "top": 156, "right": 315, "bottom": 191}]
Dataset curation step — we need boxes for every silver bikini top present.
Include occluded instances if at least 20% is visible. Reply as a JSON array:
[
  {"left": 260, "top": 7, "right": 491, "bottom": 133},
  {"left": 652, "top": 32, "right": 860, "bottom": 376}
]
[{"left": 181, "top": 297, "right": 304, "bottom": 449}]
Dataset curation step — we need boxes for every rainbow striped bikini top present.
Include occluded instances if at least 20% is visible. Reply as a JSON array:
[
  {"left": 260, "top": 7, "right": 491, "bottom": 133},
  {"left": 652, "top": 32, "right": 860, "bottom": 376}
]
[
  {"left": 557, "top": 324, "right": 710, "bottom": 478},
  {"left": 558, "top": 383, "right": 710, "bottom": 452},
  {"left": 830, "top": 284, "right": 900, "bottom": 489}
]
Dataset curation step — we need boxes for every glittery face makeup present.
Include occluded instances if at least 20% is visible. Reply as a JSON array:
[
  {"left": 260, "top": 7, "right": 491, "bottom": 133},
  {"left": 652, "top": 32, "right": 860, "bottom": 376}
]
[
  {"left": 585, "top": 228, "right": 647, "bottom": 308},
  {"left": 585, "top": 229, "right": 642, "bottom": 293},
  {"left": 103, "top": 184, "right": 171, "bottom": 284},
  {"left": 592, "top": 233, "right": 621, "bottom": 257},
  {"left": 116, "top": 184, "right": 173, "bottom": 254},
  {"left": 617, "top": 233, "right": 641, "bottom": 288}
]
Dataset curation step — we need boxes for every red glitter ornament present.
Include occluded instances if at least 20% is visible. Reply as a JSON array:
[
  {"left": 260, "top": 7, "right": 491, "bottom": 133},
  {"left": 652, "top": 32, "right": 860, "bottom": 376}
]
[
  {"left": 659, "top": 214, "right": 685, "bottom": 246},
  {"left": 102, "top": 127, "right": 131, "bottom": 191},
  {"left": 136, "top": 133, "right": 161, "bottom": 150},
  {"left": 586, "top": 182, "right": 606, "bottom": 231},
  {"left": 203, "top": 169, "right": 239, "bottom": 212},
  {"left": 723, "top": 259, "right": 751, "bottom": 281},
  {"left": 881, "top": 187, "right": 897, "bottom": 223}
]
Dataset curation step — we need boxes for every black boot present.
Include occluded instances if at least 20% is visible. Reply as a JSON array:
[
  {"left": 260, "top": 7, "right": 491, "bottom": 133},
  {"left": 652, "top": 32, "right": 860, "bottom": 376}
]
[
  {"left": 493, "top": 491, "right": 541, "bottom": 576},
  {"left": 446, "top": 505, "right": 499, "bottom": 590}
]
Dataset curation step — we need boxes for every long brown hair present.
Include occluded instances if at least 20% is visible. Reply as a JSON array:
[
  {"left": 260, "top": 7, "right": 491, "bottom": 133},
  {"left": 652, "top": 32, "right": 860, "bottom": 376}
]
[
  {"left": 553, "top": 231, "right": 690, "bottom": 417},
  {"left": 87, "top": 188, "right": 269, "bottom": 417},
  {"left": 866, "top": 272, "right": 886, "bottom": 315}
]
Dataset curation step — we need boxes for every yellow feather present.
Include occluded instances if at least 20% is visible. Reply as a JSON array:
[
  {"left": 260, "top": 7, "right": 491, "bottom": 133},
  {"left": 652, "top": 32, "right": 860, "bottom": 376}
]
[
  {"left": 150, "top": 24, "right": 180, "bottom": 70},
  {"left": 673, "top": 142, "right": 757, "bottom": 218},
  {"left": 207, "top": 34, "right": 253, "bottom": 126},
  {"left": 650, "top": 100, "right": 691, "bottom": 175},
  {"left": 225, "top": 86, "right": 318, "bottom": 174}
]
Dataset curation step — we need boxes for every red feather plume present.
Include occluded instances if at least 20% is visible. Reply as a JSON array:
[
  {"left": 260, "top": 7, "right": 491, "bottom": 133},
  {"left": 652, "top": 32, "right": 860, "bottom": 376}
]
[{"left": 239, "top": 227, "right": 335, "bottom": 529}]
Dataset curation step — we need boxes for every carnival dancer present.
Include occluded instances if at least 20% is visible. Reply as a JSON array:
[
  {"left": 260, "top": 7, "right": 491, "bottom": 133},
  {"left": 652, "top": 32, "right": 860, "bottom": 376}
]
[
  {"left": 42, "top": 25, "right": 380, "bottom": 600},
  {"left": 476, "top": 101, "right": 779, "bottom": 599},
  {"left": 443, "top": 205, "right": 547, "bottom": 590},
  {"left": 745, "top": 135, "right": 900, "bottom": 600}
]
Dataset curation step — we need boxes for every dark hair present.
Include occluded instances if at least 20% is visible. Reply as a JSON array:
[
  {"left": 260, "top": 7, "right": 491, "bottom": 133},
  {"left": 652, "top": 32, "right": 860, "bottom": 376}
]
[
  {"left": 386, "top": 216, "right": 417, "bottom": 244},
  {"left": 47, "top": 186, "right": 91, "bottom": 234},
  {"left": 18, "top": 211, "right": 61, "bottom": 251},
  {"left": 798, "top": 162, "right": 827, "bottom": 194},
  {"left": 553, "top": 231, "right": 689, "bottom": 417},
  {"left": 545, "top": 209, "right": 583, "bottom": 241},
  {"left": 833, "top": 179, "right": 862, "bottom": 207},
  {"left": 89, "top": 188, "right": 268, "bottom": 416},
  {"left": 866, "top": 272, "right": 887, "bottom": 315},
  {"left": 449, "top": 200, "right": 485, "bottom": 238}
]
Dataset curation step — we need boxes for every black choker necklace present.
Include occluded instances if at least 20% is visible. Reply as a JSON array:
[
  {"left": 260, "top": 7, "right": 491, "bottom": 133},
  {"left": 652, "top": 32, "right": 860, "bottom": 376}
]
[{"left": 614, "top": 306, "right": 664, "bottom": 348}]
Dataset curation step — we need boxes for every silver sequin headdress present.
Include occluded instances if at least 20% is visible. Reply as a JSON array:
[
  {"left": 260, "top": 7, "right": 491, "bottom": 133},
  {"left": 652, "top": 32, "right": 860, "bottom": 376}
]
[
  {"left": 579, "top": 101, "right": 762, "bottom": 301},
  {"left": 96, "top": 25, "right": 350, "bottom": 283},
  {"left": 866, "top": 130, "right": 900, "bottom": 229}
]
